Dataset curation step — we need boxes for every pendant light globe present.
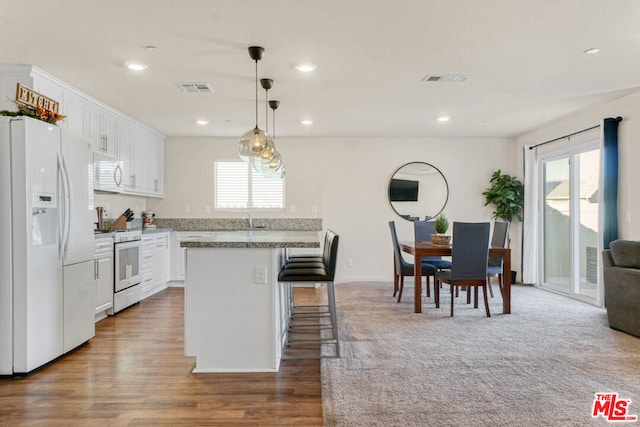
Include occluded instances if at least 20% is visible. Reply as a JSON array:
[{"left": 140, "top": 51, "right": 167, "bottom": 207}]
[
  {"left": 238, "top": 46, "right": 274, "bottom": 162},
  {"left": 259, "top": 98, "right": 285, "bottom": 178},
  {"left": 239, "top": 127, "right": 274, "bottom": 162},
  {"left": 261, "top": 153, "right": 286, "bottom": 179},
  {"left": 250, "top": 77, "right": 276, "bottom": 165}
]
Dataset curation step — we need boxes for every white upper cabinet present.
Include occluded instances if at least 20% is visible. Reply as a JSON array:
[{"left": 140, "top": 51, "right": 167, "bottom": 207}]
[
  {"left": 87, "top": 106, "right": 118, "bottom": 157},
  {"left": 63, "top": 92, "right": 87, "bottom": 137},
  {"left": 0, "top": 65, "right": 165, "bottom": 198},
  {"left": 118, "top": 120, "right": 164, "bottom": 198}
]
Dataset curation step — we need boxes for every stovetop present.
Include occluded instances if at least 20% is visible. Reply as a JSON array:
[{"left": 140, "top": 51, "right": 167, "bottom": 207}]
[{"left": 94, "top": 229, "right": 142, "bottom": 242}]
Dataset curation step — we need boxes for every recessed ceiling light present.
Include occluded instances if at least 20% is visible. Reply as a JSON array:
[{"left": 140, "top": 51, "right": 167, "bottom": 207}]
[
  {"left": 584, "top": 48, "right": 600, "bottom": 55},
  {"left": 126, "top": 62, "right": 148, "bottom": 71},
  {"left": 437, "top": 116, "right": 450, "bottom": 122},
  {"left": 295, "top": 64, "right": 316, "bottom": 73},
  {"left": 145, "top": 46, "right": 159, "bottom": 53},
  {"left": 300, "top": 119, "right": 314, "bottom": 126},
  {"left": 196, "top": 120, "right": 209, "bottom": 125}
]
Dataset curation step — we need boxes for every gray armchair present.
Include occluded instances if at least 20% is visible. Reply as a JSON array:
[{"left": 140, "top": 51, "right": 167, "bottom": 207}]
[{"left": 602, "top": 240, "right": 640, "bottom": 338}]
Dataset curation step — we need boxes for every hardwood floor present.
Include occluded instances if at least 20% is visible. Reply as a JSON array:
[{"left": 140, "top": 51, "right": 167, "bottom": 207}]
[{"left": 0, "top": 287, "right": 324, "bottom": 426}]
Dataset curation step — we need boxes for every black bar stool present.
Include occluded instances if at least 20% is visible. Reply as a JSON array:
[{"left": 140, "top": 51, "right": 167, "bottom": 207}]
[{"left": 278, "top": 230, "right": 340, "bottom": 359}]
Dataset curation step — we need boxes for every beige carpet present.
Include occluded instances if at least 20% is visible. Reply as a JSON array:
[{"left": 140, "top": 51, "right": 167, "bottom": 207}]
[{"left": 321, "top": 282, "right": 640, "bottom": 427}]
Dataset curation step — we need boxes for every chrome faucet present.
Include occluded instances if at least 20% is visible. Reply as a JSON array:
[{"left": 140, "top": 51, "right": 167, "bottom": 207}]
[{"left": 243, "top": 212, "right": 253, "bottom": 228}]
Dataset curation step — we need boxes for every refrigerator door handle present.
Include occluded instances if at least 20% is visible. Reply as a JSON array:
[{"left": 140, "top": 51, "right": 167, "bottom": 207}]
[
  {"left": 59, "top": 155, "right": 72, "bottom": 258},
  {"left": 56, "top": 154, "right": 65, "bottom": 260}
]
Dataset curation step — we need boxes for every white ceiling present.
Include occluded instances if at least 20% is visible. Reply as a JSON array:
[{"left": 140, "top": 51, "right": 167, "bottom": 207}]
[{"left": 2, "top": 0, "right": 639, "bottom": 139}]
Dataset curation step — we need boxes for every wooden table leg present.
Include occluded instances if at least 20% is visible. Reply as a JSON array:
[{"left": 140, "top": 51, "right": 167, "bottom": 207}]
[
  {"left": 414, "top": 254, "right": 422, "bottom": 313},
  {"left": 503, "top": 251, "right": 511, "bottom": 314}
]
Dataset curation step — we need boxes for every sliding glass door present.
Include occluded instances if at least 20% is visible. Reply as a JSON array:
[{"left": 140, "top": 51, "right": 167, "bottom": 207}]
[{"left": 540, "top": 144, "right": 601, "bottom": 303}]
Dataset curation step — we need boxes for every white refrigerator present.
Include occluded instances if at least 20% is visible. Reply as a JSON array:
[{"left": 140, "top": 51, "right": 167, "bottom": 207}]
[{"left": 0, "top": 116, "right": 96, "bottom": 375}]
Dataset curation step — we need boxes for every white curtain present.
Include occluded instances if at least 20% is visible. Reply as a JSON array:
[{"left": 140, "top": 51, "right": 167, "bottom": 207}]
[{"left": 522, "top": 145, "right": 538, "bottom": 284}]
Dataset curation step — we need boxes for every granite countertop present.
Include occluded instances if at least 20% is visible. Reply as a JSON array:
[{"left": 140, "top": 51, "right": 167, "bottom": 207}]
[
  {"left": 180, "top": 230, "right": 320, "bottom": 249},
  {"left": 154, "top": 217, "right": 322, "bottom": 232}
]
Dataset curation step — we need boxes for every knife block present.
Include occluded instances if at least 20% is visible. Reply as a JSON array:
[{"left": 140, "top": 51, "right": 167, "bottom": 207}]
[{"left": 110, "top": 215, "right": 128, "bottom": 230}]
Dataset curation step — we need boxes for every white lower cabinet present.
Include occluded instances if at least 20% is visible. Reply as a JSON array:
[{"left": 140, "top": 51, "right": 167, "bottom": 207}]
[
  {"left": 170, "top": 231, "right": 215, "bottom": 283},
  {"left": 140, "top": 232, "right": 170, "bottom": 299},
  {"left": 94, "top": 237, "right": 114, "bottom": 322}
]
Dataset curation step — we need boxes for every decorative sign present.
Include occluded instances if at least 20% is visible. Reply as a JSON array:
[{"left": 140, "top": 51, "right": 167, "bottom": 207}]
[{"left": 15, "top": 83, "right": 59, "bottom": 114}]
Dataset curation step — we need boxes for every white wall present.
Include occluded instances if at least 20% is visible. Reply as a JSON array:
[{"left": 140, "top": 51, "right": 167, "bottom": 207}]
[
  {"left": 153, "top": 135, "right": 517, "bottom": 283},
  {"left": 516, "top": 89, "right": 640, "bottom": 240}
]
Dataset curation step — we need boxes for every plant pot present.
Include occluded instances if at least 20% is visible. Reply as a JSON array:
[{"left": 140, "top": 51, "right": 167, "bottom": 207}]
[{"left": 430, "top": 234, "right": 451, "bottom": 246}]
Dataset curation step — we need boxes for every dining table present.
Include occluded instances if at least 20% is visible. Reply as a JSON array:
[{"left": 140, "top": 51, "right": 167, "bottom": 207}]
[{"left": 401, "top": 241, "right": 512, "bottom": 314}]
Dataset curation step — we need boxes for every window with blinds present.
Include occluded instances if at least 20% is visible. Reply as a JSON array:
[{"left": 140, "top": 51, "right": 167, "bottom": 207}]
[{"left": 214, "top": 160, "right": 285, "bottom": 209}]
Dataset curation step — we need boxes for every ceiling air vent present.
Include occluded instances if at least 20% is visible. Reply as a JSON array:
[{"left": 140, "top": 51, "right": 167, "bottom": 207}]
[
  {"left": 176, "top": 82, "right": 214, "bottom": 93},
  {"left": 421, "top": 74, "right": 470, "bottom": 83}
]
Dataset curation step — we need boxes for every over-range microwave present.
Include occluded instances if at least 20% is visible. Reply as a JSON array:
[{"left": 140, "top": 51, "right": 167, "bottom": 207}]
[{"left": 93, "top": 152, "right": 123, "bottom": 193}]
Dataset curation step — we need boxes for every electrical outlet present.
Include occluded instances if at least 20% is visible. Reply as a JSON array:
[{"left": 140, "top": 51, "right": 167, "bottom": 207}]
[
  {"left": 255, "top": 267, "right": 267, "bottom": 284},
  {"left": 311, "top": 205, "right": 318, "bottom": 214},
  {"left": 347, "top": 258, "right": 353, "bottom": 267},
  {"left": 184, "top": 204, "right": 191, "bottom": 213},
  {"left": 204, "top": 205, "right": 211, "bottom": 213},
  {"left": 289, "top": 205, "right": 296, "bottom": 213}
]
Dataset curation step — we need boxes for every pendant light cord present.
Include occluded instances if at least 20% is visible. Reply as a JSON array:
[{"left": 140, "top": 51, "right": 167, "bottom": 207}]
[
  {"left": 254, "top": 59, "right": 258, "bottom": 129},
  {"left": 265, "top": 88, "right": 269, "bottom": 134}
]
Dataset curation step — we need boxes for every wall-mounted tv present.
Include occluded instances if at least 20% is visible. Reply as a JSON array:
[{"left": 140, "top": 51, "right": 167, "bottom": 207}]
[{"left": 389, "top": 178, "right": 419, "bottom": 202}]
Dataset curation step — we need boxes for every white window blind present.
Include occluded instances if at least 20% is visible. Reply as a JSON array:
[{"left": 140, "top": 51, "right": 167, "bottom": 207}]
[{"left": 215, "top": 160, "right": 284, "bottom": 209}]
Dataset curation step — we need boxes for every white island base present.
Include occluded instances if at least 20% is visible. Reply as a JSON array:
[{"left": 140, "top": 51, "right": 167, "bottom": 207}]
[{"left": 184, "top": 247, "right": 288, "bottom": 372}]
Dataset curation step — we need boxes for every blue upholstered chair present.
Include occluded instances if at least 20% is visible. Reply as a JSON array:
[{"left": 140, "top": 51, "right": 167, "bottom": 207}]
[
  {"left": 389, "top": 221, "right": 438, "bottom": 303},
  {"left": 437, "top": 222, "right": 491, "bottom": 317},
  {"left": 413, "top": 220, "right": 452, "bottom": 270}
]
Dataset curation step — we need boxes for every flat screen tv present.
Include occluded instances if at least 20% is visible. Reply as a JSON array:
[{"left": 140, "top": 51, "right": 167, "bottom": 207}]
[{"left": 389, "top": 178, "right": 419, "bottom": 202}]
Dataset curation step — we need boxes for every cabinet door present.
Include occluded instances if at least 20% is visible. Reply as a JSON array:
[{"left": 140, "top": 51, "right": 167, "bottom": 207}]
[
  {"left": 132, "top": 126, "right": 150, "bottom": 193},
  {"left": 150, "top": 137, "right": 165, "bottom": 196},
  {"left": 118, "top": 122, "right": 135, "bottom": 191},
  {"left": 63, "top": 261, "right": 96, "bottom": 353},
  {"left": 63, "top": 92, "right": 87, "bottom": 137},
  {"left": 88, "top": 108, "right": 103, "bottom": 153},
  {"left": 87, "top": 107, "right": 118, "bottom": 156},
  {"left": 102, "top": 111, "right": 118, "bottom": 157},
  {"left": 152, "top": 233, "right": 170, "bottom": 285},
  {"left": 32, "top": 78, "right": 64, "bottom": 108},
  {"left": 96, "top": 255, "right": 114, "bottom": 314}
]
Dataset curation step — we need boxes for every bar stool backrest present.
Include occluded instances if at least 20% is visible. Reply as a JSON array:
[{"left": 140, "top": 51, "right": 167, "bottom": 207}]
[{"left": 324, "top": 230, "right": 340, "bottom": 280}]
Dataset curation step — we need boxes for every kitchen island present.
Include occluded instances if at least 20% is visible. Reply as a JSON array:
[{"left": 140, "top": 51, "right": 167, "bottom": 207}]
[{"left": 181, "top": 230, "right": 320, "bottom": 373}]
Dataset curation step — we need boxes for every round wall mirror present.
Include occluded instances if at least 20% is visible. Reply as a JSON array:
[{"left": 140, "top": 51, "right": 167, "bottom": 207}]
[{"left": 388, "top": 162, "right": 449, "bottom": 221}]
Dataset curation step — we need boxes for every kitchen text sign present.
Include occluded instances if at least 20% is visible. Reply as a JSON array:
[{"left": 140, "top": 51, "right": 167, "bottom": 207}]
[{"left": 15, "top": 83, "right": 59, "bottom": 114}]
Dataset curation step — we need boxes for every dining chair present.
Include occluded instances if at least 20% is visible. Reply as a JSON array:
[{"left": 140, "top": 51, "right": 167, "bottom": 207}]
[
  {"left": 413, "top": 220, "right": 452, "bottom": 270},
  {"left": 388, "top": 221, "right": 438, "bottom": 303},
  {"left": 487, "top": 221, "right": 510, "bottom": 298},
  {"left": 436, "top": 222, "right": 491, "bottom": 317}
]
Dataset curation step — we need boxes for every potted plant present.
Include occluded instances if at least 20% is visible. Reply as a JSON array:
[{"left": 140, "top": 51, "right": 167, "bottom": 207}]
[
  {"left": 431, "top": 214, "right": 451, "bottom": 246},
  {"left": 482, "top": 169, "right": 524, "bottom": 282},
  {"left": 482, "top": 169, "right": 524, "bottom": 223}
]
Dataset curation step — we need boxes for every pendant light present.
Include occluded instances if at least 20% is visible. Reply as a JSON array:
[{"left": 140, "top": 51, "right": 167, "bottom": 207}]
[
  {"left": 238, "top": 46, "right": 275, "bottom": 162},
  {"left": 261, "top": 99, "right": 286, "bottom": 179},
  {"left": 254, "top": 78, "right": 276, "bottom": 166}
]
